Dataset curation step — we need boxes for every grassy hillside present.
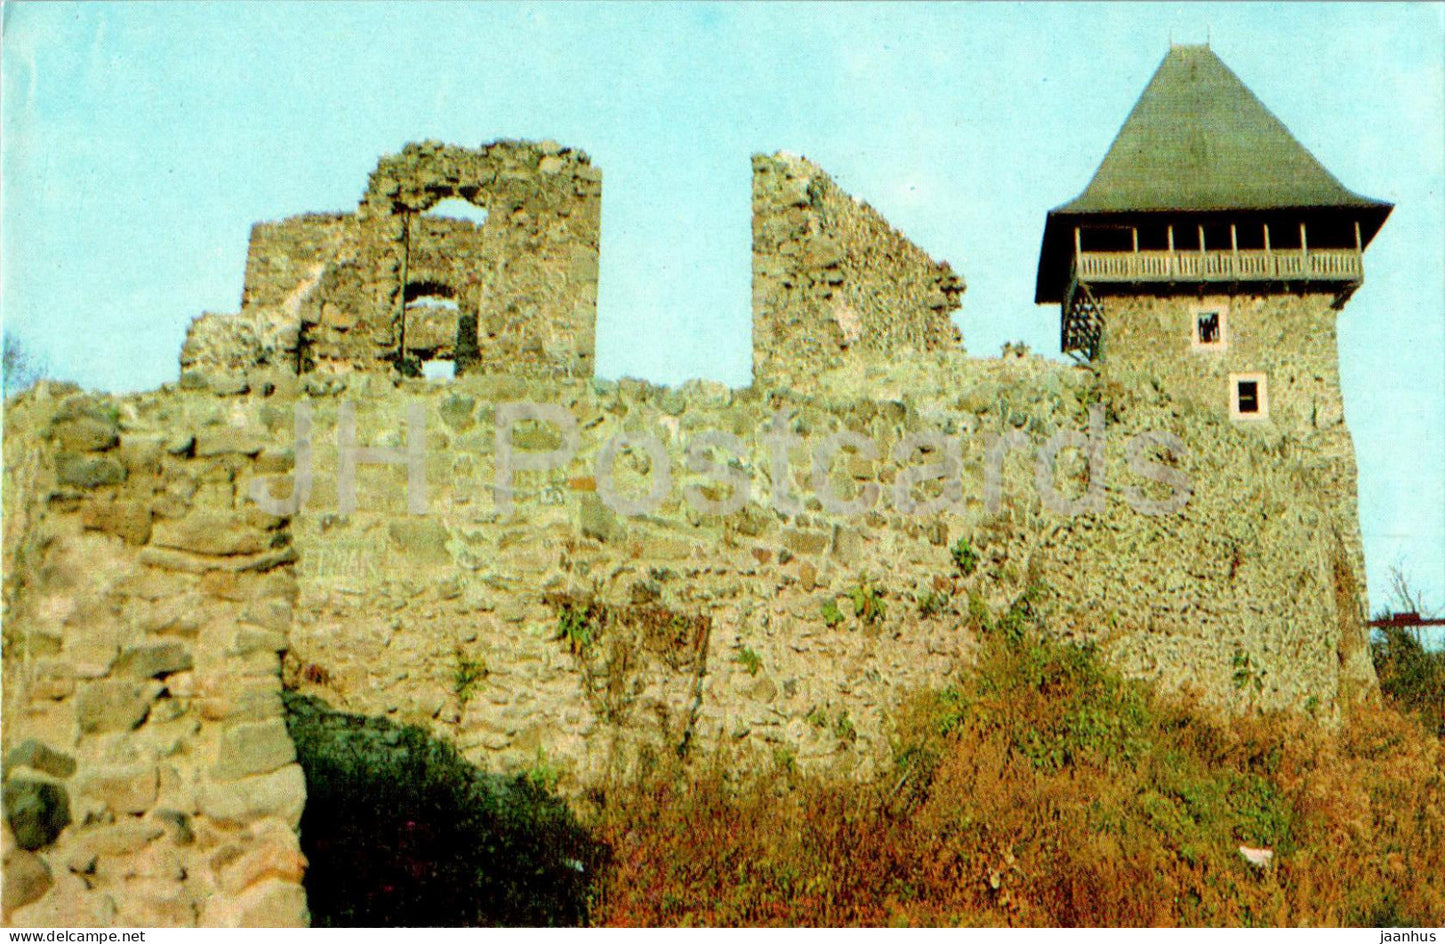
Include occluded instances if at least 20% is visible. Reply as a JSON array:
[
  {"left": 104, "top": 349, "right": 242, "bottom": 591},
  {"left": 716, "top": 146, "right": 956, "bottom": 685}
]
[{"left": 591, "top": 588, "right": 1445, "bottom": 927}]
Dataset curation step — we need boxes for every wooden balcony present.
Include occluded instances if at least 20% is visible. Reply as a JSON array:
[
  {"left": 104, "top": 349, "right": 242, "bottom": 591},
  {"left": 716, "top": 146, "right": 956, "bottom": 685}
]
[{"left": 1075, "top": 248, "right": 1363, "bottom": 285}]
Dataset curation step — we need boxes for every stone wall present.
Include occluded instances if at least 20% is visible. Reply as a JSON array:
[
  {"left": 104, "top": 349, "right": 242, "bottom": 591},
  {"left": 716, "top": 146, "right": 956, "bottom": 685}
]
[
  {"left": 179, "top": 140, "right": 602, "bottom": 382},
  {"left": 261, "top": 359, "right": 1369, "bottom": 790},
  {"left": 2, "top": 382, "right": 308, "bottom": 927},
  {"left": 1097, "top": 291, "right": 1373, "bottom": 694},
  {"left": 751, "top": 153, "right": 965, "bottom": 391},
  {"left": 2, "top": 342, "right": 1377, "bottom": 924}
]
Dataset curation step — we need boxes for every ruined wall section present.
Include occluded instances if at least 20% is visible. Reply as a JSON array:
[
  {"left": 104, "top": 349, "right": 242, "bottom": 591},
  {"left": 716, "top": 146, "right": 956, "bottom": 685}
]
[
  {"left": 345, "top": 140, "right": 602, "bottom": 378},
  {"left": 177, "top": 141, "right": 600, "bottom": 384},
  {"left": 751, "top": 153, "right": 965, "bottom": 391},
  {"left": 2, "top": 383, "right": 308, "bottom": 927},
  {"left": 181, "top": 216, "right": 359, "bottom": 381},
  {"left": 2, "top": 351, "right": 1377, "bottom": 927}
]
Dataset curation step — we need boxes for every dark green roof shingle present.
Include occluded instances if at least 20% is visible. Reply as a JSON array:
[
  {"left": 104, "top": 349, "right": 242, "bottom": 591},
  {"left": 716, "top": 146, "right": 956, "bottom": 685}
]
[{"left": 1059, "top": 45, "right": 1386, "bottom": 213}]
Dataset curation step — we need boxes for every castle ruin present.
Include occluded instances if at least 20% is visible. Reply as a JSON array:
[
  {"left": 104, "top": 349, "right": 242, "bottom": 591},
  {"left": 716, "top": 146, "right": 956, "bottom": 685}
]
[{"left": 3, "top": 46, "right": 1389, "bottom": 927}]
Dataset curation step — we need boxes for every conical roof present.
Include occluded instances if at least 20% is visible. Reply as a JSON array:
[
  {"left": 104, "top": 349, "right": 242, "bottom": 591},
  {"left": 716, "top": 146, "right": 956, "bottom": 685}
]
[
  {"left": 1062, "top": 45, "right": 1385, "bottom": 214},
  {"left": 1035, "top": 45, "right": 1392, "bottom": 302}
]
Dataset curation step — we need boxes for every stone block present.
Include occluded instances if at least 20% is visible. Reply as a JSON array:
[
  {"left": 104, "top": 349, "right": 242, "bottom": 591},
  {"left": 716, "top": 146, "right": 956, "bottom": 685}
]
[
  {"left": 232, "top": 629, "right": 288, "bottom": 656},
  {"left": 201, "top": 877, "right": 308, "bottom": 928},
  {"left": 212, "top": 719, "right": 297, "bottom": 781},
  {"left": 2, "top": 848, "right": 53, "bottom": 914},
  {"left": 387, "top": 519, "right": 452, "bottom": 566},
  {"left": 80, "top": 500, "right": 152, "bottom": 545},
  {"left": 782, "top": 528, "right": 829, "bottom": 556},
  {"left": 151, "top": 512, "right": 269, "bottom": 556},
  {"left": 579, "top": 492, "right": 622, "bottom": 543},
  {"left": 240, "top": 598, "right": 293, "bottom": 633},
  {"left": 115, "top": 642, "right": 194, "bottom": 679},
  {"left": 75, "top": 679, "right": 159, "bottom": 733},
  {"left": 71, "top": 819, "right": 165, "bottom": 857},
  {"left": 3, "top": 779, "right": 70, "bottom": 850},
  {"left": 139, "top": 545, "right": 296, "bottom": 574},
  {"left": 52, "top": 417, "right": 119, "bottom": 452},
  {"left": 439, "top": 394, "right": 477, "bottom": 431},
  {"left": 195, "top": 429, "right": 267, "bottom": 457},
  {"left": 216, "top": 834, "right": 307, "bottom": 895},
  {"left": 55, "top": 454, "right": 127, "bottom": 489},
  {"left": 198, "top": 763, "right": 306, "bottom": 826},
  {"left": 4, "top": 740, "right": 77, "bottom": 779},
  {"left": 75, "top": 764, "right": 158, "bottom": 815}
]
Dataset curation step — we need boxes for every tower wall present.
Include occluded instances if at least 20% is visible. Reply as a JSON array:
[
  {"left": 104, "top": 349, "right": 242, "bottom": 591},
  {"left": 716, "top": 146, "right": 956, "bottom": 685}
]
[{"left": 1097, "top": 290, "right": 1375, "bottom": 698}]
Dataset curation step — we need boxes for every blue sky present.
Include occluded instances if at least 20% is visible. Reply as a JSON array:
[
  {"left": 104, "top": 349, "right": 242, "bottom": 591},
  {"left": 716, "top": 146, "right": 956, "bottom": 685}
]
[{"left": 3, "top": 2, "right": 1442, "bottom": 616}]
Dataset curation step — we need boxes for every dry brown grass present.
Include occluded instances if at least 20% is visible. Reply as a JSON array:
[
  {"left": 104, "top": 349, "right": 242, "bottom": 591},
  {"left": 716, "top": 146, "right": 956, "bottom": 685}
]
[{"left": 589, "top": 601, "right": 1445, "bottom": 927}]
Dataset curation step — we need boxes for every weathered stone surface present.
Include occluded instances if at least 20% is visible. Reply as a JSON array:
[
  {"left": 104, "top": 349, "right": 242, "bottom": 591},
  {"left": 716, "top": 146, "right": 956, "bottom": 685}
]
[
  {"left": 80, "top": 500, "right": 152, "bottom": 545},
  {"left": 201, "top": 877, "right": 308, "bottom": 928},
  {"left": 75, "top": 679, "right": 158, "bottom": 733},
  {"left": 4, "top": 740, "right": 77, "bottom": 779},
  {"left": 52, "top": 417, "right": 120, "bottom": 452},
  {"left": 387, "top": 519, "right": 451, "bottom": 566},
  {"left": 72, "top": 819, "right": 165, "bottom": 857},
  {"left": 3, "top": 779, "right": 71, "bottom": 850},
  {"left": 198, "top": 763, "right": 306, "bottom": 826},
  {"left": 439, "top": 394, "right": 477, "bottom": 431},
  {"left": 195, "top": 429, "right": 267, "bottom": 457},
  {"left": 75, "top": 764, "right": 159, "bottom": 815},
  {"left": 55, "top": 454, "right": 127, "bottom": 489},
  {"left": 782, "top": 528, "right": 829, "bottom": 556},
  {"left": 151, "top": 512, "right": 269, "bottom": 556},
  {"left": 579, "top": 492, "right": 622, "bottom": 543},
  {"left": 752, "top": 152, "right": 964, "bottom": 391},
  {"left": 211, "top": 719, "right": 297, "bottom": 781},
  {"left": 215, "top": 833, "right": 307, "bottom": 895},
  {"left": 139, "top": 545, "right": 297, "bottom": 574},
  {"left": 2, "top": 848, "right": 53, "bottom": 913},
  {"left": 115, "top": 642, "right": 194, "bottom": 679}
]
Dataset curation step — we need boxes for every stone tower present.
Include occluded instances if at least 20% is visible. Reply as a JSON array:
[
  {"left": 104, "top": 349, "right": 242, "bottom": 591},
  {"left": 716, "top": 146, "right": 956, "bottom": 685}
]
[
  {"left": 1034, "top": 44, "right": 1391, "bottom": 695},
  {"left": 1035, "top": 45, "right": 1391, "bottom": 426}
]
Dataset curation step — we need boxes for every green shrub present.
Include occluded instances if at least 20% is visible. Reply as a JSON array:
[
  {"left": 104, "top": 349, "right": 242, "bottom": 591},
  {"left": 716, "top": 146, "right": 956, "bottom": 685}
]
[
  {"left": 917, "top": 590, "right": 947, "bottom": 618},
  {"left": 593, "top": 583, "right": 1445, "bottom": 928},
  {"left": 820, "top": 599, "right": 845, "bottom": 628},
  {"left": 284, "top": 693, "right": 601, "bottom": 927},
  {"left": 451, "top": 648, "right": 488, "bottom": 706},
  {"left": 950, "top": 538, "right": 979, "bottom": 577},
  {"left": 849, "top": 581, "right": 886, "bottom": 625},
  {"left": 555, "top": 600, "right": 604, "bottom": 655},
  {"left": 1372, "top": 624, "right": 1445, "bottom": 736},
  {"left": 737, "top": 646, "right": 763, "bottom": 677}
]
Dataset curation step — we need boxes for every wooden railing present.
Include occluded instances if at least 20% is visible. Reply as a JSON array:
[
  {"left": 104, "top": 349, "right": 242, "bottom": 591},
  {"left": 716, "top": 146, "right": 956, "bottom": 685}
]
[{"left": 1076, "top": 248, "right": 1363, "bottom": 284}]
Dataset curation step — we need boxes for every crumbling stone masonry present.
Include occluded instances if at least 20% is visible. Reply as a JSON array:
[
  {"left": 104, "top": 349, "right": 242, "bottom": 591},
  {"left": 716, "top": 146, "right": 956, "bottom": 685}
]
[
  {"left": 2, "top": 386, "right": 307, "bottom": 926},
  {"left": 751, "top": 153, "right": 965, "bottom": 391},
  {"left": 182, "top": 140, "right": 602, "bottom": 382}
]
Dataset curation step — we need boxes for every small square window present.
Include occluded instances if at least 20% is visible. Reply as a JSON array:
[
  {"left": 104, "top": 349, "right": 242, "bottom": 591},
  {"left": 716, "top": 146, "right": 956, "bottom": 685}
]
[
  {"left": 1230, "top": 373, "right": 1268, "bottom": 421},
  {"left": 1192, "top": 301, "right": 1229, "bottom": 351},
  {"left": 1198, "top": 311, "right": 1220, "bottom": 345},
  {"left": 1236, "top": 380, "right": 1258, "bottom": 413}
]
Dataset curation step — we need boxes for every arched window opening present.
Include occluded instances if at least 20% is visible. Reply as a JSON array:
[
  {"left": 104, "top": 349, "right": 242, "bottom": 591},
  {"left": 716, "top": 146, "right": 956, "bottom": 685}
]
[
  {"left": 405, "top": 280, "right": 459, "bottom": 311},
  {"left": 424, "top": 197, "right": 490, "bottom": 228}
]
